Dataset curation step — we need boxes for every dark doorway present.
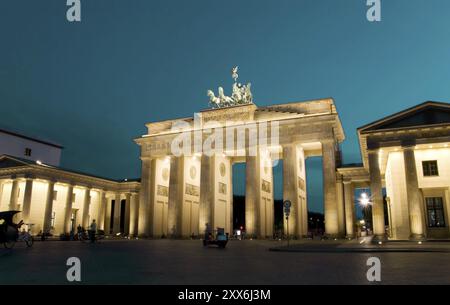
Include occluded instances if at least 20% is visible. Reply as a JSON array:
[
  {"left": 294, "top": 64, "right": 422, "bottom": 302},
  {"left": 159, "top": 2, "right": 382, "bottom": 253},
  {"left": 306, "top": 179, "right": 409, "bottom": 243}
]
[
  {"left": 232, "top": 163, "right": 246, "bottom": 231},
  {"left": 120, "top": 199, "right": 126, "bottom": 233},
  {"left": 110, "top": 200, "right": 115, "bottom": 233}
]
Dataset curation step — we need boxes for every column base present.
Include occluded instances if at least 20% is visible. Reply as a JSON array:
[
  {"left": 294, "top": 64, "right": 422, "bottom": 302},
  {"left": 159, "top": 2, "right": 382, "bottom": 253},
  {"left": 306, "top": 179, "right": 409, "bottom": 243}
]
[
  {"left": 322, "top": 234, "right": 341, "bottom": 240},
  {"left": 371, "top": 234, "right": 388, "bottom": 244},
  {"left": 409, "top": 233, "right": 426, "bottom": 241}
]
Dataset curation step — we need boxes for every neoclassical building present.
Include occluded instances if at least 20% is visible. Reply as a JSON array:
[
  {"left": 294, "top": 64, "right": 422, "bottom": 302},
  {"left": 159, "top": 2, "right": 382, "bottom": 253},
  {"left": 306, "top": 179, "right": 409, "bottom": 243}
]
[
  {"left": 0, "top": 99, "right": 449, "bottom": 241},
  {"left": 0, "top": 156, "right": 140, "bottom": 236},
  {"left": 340, "top": 101, "right": 450, "bottom": 240}
]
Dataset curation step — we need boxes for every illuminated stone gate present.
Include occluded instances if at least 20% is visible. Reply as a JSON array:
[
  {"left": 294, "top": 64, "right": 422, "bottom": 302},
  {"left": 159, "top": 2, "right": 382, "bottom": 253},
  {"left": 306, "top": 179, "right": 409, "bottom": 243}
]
[{"left": 135, "top": 99, "right": 346, "bottom": 238}]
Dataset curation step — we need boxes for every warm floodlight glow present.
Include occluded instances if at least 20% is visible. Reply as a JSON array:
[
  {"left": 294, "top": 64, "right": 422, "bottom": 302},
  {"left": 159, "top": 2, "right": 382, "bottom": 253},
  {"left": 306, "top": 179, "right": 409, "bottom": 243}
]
[{"left": 359, "top": 192, "right": 371, "bottom": 207}]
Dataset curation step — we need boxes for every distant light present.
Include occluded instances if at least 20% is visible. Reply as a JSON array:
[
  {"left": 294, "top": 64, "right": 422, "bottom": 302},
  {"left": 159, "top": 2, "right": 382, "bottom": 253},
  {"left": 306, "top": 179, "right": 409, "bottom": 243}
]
[
  {"left": 418, "top": 241, "right": 422, "bottom": 245},
  {"left": 124, "top": 178, "right": 128, "bottom": 182},
  {"left": 36, "top": 160, "right": 42, "bottom": 165},
  {"left": 359, "top": 193, "right": 371, "bottom": 207},
  {"left": 378, "top": 241, "right": 383, "bottom": 245},
  {"left": 116, "top": 233, "right": 121, "bottom": 236}
]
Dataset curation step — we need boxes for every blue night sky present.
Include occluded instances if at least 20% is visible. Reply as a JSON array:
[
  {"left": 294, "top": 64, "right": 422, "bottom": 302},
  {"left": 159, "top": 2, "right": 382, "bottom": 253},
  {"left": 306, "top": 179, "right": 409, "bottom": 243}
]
[{"left": 1, "top": 0, "right": 450, "bottom": 213}]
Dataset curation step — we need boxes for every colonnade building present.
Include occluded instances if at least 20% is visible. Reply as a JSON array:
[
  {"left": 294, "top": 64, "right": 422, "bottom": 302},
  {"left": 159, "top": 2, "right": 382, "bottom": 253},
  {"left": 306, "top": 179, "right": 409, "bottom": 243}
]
[
  {"left": 0, "top": 99, "right": 449, "bottom": 241},
  {"left": 0, "top": 156, "right": 140, "bottom": 236}
]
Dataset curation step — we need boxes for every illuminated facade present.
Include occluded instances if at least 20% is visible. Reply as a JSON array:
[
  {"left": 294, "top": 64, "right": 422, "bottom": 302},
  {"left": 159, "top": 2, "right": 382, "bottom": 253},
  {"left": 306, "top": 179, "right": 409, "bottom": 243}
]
[
  {"left": 339, "top": 101, "right": 450, "bottom": 240},
  {"left": 0, "top": 156, "right": 139, "bottom": 236},
  {"left": 0, "top": 100, "right": 449, "bottom": 241},
  {"left": 135, "top": 99, "right": 345, "bottom": 238}
]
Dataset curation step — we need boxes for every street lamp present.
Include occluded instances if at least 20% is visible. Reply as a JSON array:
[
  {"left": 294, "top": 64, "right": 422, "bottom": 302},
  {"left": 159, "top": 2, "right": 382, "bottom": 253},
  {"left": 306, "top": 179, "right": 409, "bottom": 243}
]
[{"left": 359, "top": 192, "right": 371, "bottom": 207}]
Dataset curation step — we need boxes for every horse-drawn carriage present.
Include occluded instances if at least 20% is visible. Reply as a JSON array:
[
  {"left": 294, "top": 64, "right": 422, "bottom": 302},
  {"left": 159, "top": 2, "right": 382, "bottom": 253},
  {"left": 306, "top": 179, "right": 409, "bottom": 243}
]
[{"left": 0, "top": 211, "right": 33, "bottom": 249}]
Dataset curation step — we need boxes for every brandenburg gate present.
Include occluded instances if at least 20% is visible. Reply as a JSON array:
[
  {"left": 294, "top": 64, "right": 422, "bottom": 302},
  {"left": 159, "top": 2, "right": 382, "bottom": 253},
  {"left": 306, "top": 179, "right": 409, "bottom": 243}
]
[{"left": 135, "top": 69, "right": 346, "bottom": 239}]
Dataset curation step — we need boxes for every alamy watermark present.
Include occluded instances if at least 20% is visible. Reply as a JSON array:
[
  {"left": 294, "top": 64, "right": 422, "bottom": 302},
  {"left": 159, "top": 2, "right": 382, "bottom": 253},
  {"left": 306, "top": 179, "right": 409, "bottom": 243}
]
[
  {"left": 367, "top": 0, "right": 381, "bottom": 22},
  {"left": 66, "top": 0, "right": 81, "bottom": 22},
  {"left": 66, "top": 257, "right": 81, "bottom": 282},
  {"left": 366, "top": 257, "right": 381, "bottom": 282},
  {"left": 169, "top": 116, "right": 280, "bottom": 166}
]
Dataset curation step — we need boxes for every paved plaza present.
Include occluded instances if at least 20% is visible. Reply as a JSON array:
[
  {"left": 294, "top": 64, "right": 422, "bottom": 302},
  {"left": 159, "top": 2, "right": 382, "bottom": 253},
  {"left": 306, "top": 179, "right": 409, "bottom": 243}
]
[{"left": 1, "top": 239, "right": 450, "bottom": 285}]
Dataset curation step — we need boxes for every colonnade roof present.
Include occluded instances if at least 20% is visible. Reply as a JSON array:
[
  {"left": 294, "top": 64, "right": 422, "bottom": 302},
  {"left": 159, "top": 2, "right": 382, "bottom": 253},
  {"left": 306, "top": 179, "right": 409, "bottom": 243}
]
[
  {"left": 357, "top": 101, "right": 450, "bottom": 169},
  {"left": 0, "top": 155, "right": 140, "bottom": 192}
]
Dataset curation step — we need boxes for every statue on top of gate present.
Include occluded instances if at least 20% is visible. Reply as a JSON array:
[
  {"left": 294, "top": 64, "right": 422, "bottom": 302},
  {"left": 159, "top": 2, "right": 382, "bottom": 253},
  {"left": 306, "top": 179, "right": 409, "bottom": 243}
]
[{"left": 207, "top": 66, "right": 253, "bottom": 109}]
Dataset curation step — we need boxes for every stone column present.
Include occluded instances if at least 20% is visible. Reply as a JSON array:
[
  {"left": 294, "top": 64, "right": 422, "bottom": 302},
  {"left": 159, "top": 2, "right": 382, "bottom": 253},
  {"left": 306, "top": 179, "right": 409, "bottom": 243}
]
[
  {"left": 104, "top": 196, "right": 112, "bottom": 234},
  {"left": 403, "top": 146, "right": 426, "bottom": 240},
  {"left": 129, "top": 192, "right": 139, "bottom": 237},
  {"left": 343, "top": 180, "right": 355, "bottom": 238},
  {"left": 22, "top": 178, "right": 34, "bottom": 224},
  {"left": 199, "top": 155, "right": 214, "bottom": 233},
  {"left": 124, "top": 193, "right": 131, "bottom": 236},
  {"left": 246, "top": 152, "right": 261, "bottom": 237},
  {"left": 336, "top": 177, "right": 346, "bottom": 237},
  {"left": 282, "top": 145, "right": 298, "bottom": 236},
  {"left": 82, "top": 188, "right": 91, "bottom": 228},
  {"left": 96, "top": 190, "right": 106, "bottom": 230},
  {"left": 322, "top": 140, "right": 339, "bottom": 237},
  {"left": 113, "top": 193, "right": 121, "bottom": 233},
  {"left": 8, "top": 178, "right": 20, "bottom": 211},
  {"left": 368, "top": 149, "right": 386, "bottom": 241},
  {"left": 43, "top": 180, "right": 56, "bottom": 233},
  {"left": 63, "top": 184, "right": 74, "bottom": 233},
  {"left": 168, "top": 156, "right": 183, "bottom": 238},
  {"left": 0, "top": 180, "right": 4, "bottom": 210},
  {"left": 138, "top": 158, "right": 153, "bottom": 237}
]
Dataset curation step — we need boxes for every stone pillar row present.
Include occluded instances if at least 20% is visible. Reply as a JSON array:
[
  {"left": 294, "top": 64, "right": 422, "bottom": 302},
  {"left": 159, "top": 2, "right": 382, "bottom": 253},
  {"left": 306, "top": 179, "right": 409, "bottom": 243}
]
[
  {"left": 138, "top": 145, "right": 313, "bottom": 239},
  {"left": 367, "top": 146, "right": 426, "bottom": 241},
  {"left": 1, "top": 177, "right": 133, "bottom": 236}
]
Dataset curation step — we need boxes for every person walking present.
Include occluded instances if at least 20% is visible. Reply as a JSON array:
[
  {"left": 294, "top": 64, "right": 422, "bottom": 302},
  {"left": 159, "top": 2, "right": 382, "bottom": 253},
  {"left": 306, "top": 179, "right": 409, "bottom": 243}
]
[
  {"left": 89, "top": 219, "right": 97, "bottom": 243},
  {"left": 77, "top": 224, "right": 83, "bottom": 241}
]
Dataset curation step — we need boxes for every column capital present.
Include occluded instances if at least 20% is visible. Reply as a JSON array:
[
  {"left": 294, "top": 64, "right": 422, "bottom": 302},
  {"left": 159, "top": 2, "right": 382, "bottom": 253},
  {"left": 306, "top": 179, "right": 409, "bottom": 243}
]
[
  {"left": 24, "top": 173, "right": 35, "bottom": 180},
  {"left": 401, "top": 144, "right": 416, "bottom": 150},
  {"left": 401, "top": 139, "right": 416, "bottom": 148},
  {"left": 343, "top": 179, "right": 352, "bottom": 185},
  {"left": 367, "top": 148, "right": 380, "bottom": 155},
  {"left": 321, "top": 138, "right": 336, "bottom": 145}
]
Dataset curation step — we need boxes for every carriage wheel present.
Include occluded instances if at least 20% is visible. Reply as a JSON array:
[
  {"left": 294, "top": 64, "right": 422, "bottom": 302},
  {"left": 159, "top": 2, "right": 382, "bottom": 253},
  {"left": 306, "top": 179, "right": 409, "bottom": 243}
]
[{"left": 4, "top": 240, "right": 16, "bottom": 249}]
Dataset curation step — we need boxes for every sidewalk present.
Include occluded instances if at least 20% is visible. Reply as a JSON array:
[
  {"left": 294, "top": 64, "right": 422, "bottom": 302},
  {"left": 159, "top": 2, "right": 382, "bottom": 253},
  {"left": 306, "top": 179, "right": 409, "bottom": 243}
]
[{"left": 269, "top": 237, "right": 450, "bottom": 253}]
